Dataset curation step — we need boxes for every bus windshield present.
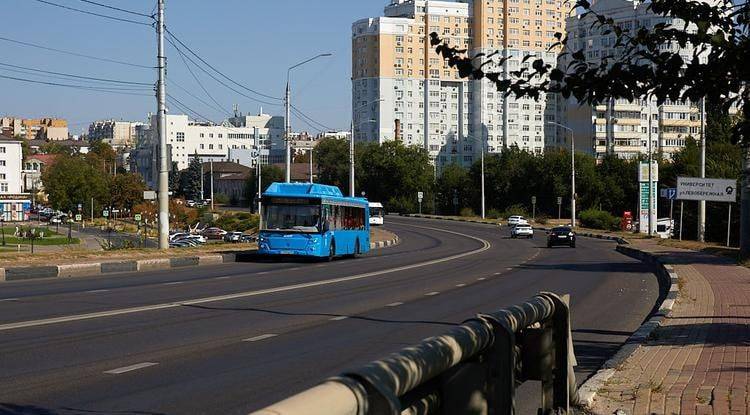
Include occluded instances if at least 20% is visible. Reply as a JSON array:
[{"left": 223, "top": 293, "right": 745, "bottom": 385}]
[
  {"left": 371, "top": 207, "right": 384, "bottom": 218},
  {"left": 263, "top": 203, "right": 321, "bottom": 233}
]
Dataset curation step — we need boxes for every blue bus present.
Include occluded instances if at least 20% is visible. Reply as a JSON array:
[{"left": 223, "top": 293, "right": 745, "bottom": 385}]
[{"left": 257, "top": 182, "right": 370, "bottom": 259}]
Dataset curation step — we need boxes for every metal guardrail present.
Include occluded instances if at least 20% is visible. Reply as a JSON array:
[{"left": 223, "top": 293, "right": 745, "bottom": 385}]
[{"left": 251, "top": 292, "right": 579, "bottom": 415}]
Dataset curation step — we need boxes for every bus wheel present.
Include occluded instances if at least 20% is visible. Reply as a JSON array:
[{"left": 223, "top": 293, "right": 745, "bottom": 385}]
[{"left": 327, "top": 241, "right": 336, "bottom": 262}]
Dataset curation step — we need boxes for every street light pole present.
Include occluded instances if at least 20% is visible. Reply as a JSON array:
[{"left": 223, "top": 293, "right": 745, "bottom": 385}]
[
  {"left": 480, "top": 140, "right": 486, "bottom": 219},
  {"left": 548, "top": 122, "right": 576, "bottom": 227},
  {"left": 156, "top": 0, "right": 169, "bottom": 249},
  {"left": 698, "top": 98, "right": 707, "bottom": 242},
  {"left": 285, "top": 53, "right": 332, "bottom": 184}
]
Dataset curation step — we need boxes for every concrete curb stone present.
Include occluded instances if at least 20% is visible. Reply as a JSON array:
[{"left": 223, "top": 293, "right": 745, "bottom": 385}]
[
  {"left": 170, "top": 256, "right": 199, "bottom": 268},
  {"left": 5, "top": 266, "right": 58, "bottom": 281},
  {"left": 101, "top": 261, "right": 138, "bottom": 274},
  {"left": 57, "top": 263, "right": 102, "bottom": 278},
  {"left": 576, "top": 244, "right": 680, "bottom": 408},
  {"left": 136, "top": 258, "right": 171, "bottom": 272}
]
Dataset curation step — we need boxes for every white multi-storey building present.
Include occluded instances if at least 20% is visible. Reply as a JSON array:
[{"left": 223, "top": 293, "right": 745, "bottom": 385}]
[
  {"left": 0, "top": 139, "right": 30, "bottom": 221},
  {"left": 352, "top": 0, "right": 569, "bottom": 169},
  {"left": 132, "top": 111, "right": 285, "bottom": 188},
  {"left": 566, "top": 0, "right": 706, "bottom": 160},
  {"left": 88, "top": 120, "right": 144, "bottom": 149}
]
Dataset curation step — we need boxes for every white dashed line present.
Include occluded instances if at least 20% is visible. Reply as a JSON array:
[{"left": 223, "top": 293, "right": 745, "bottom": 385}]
[
  {"left": 329, "top": 316, "right": 348, "bottom": 321},
  {"left": 162, "top": 282, "right": 184, "bottom": 286},
  {"left": 494, "top": 272, "right": 502, "bottom": 275},
  {"left": 456, "top": 283, "right": 466, "bottom": 287},
  {"left": 477, "top": 277, "right": 486, "bottom": 281},
  {"left": 215, "top": 276, "right": 231, "bottom": 280},
  {"left": 257, "top": 271, "right": 270, "bottom": 275},
  {"left": 104, "top": 362, "right": 158, "bottom": 375},
  {"left": 288, "top": 267, "right": 301, "bottom": 271},
  {"left": 0, "top": 298, "right": 19, "bottom": 302},
  {"left": 386, "top": 302, "right": 404, "bottom": 307},
  {"left": 242, "top": 333, "right": 278, "bottom": 342},
  {"left": 506, "top": 268, "right": 513, "bottom": 271},
  {"left": 86, "top": 290, "right": 110, "bottom": 294},
  {"left": 425, "top": 291, "right": 440, "bottom": 296}
]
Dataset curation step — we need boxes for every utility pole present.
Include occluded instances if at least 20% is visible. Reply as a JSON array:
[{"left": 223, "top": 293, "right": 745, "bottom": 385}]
[
  {"left": 210, "top": 158, "right": 214, "bottom": 211},
  {"left": 200, "top": 162, "right": 204, "bottom": 200},
  {"left": 350, "top": 120, "right": 355, "bottom": 197},
  {"left": 156, "top": 0, "right": 169, "bottom": 249},
  {"left": 571, "top": 129, "right": 576, "bottom": 228},
  {"left": 648, "top": 101, "right": 654, "bottom": 236},
  {"left": 480, "top": 139, "right": 486, "bottom": 219},
  {"left": 284, "top": 80, "right": 292, "bottom": 183},
  {"left": 698, "top": 98, "right": 707, "bottom": 242}
]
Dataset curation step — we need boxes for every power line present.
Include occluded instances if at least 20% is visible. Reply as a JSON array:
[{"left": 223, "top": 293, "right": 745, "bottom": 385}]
[
  {"left": 165, "top": 29, "right": 282, "bottom": 102},
  {"left": 167, "top": 94, "right": 215, "bottom": 124},
  {"left": 76, "top": 0, "right": 154, "bottom": 18},
  {"left": 0, "top": 36, "right": 153, "bottom": 69},
  {"left": 0, "top": 61, "right": 152, "bottom": 86},
  {"left": 30, "top": 0, "right": 153, "bottom": 26},
  {"left": 165, "top": 36, "right": 281, "bottom": 107},
  {"left": 171, "top": 42, "right": 231, "bottom": 116},
  {"left": 167, "top": 77, "right": 230, "bottom": 118},
  {"left": 291, "top": 104, "right": 334, "bottom": 131},
  {"left": 0, "top": 74, "right": 153, "bottom": 96}
]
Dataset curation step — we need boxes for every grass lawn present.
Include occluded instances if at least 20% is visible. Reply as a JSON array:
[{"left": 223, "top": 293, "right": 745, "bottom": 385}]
[{"left": 0, "top": 226, "right": 79, "bottom": 245}]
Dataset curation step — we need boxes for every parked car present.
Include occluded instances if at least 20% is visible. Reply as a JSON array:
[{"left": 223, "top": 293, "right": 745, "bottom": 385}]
[
  {"left": 240, "top": 234, "right": 257, "bottom": 243},
  {"left": 169, "top": 232, "right": 190, "bottom": 242},
  {"left": 547, "top": 226, "right": 576, "bottom": 248},
  {"left": 507, "top": 216, "right": 529, "bottom": 227},
  {"left": 201, "top": 227, "right": 227, "bottom": 240},
  {"left": 175, "top": 234, "right": 207, "bottom": 244},
  {"left": 224, "top": 231, "right": 243, "bottom": 243},
  {"left": 511, "top": 224, "right": 534, "bottom": 239}
]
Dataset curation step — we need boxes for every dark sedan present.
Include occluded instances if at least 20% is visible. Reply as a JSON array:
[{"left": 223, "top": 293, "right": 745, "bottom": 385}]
[{"left": 547, "top": 226, "right": 576, "bottom": 248}]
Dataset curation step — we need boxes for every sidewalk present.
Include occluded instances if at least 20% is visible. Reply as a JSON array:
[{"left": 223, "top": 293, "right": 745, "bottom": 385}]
[{"left": 591, "top": 239, "right": 749, "bottom": 415}]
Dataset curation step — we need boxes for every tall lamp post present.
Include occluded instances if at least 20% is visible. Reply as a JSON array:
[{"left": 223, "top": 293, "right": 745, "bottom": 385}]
[
  {"left": 547, "top": 122, "right": 577, "bottom": 228},
  {"left": 350, "top": 99, "right": 384, "bottom": 197},
  {"left": 285, "top": 53, "right": 332, "bottom": 183}
]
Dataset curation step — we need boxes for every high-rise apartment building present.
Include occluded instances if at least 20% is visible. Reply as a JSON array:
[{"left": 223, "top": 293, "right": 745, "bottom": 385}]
[
  {"left": 352, "top": 0, "right": 569, "bottom": 169},
  {"left": 566, "top": 0, "right": 706, "bottom": 160},
  {"left": 88, "top": 120, "right": 145, "bottom": 149},
  {"left": 0, "top": 117, "right": 68, "bottom": 141}
]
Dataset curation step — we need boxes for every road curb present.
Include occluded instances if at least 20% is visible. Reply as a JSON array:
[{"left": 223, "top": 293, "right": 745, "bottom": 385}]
[
  {"left": 576, "top": 244, "right": 680, "bottom": 408},
  {"left": 0, "top": 233, "right": 402, "bottom": 283},
  {"left": 402, "top": 214, "right": 631, "bottom": 244},
  {"left": 370, "top": 234, "right": 400, "bottom": 249}
]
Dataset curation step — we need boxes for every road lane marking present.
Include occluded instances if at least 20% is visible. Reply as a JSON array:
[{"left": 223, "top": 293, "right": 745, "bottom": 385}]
[
  {"left": 494, "top": 272, "right": 502, "bottom": 275},
  {"left": 86, "top": 290, "right": 110, "bottom": 294},
  {"left": 0, "top": 224, "right": 490, "bottom": 332},
  {"left": 477, "top": 277, "right": 486, "bottom": 281},
  {"left": 162, "top": 282, "right": 184, "bottom": 286},
  {"left": 0, "top": 298, "right": 19, "bottom": 302},
  {"left": 506, "top": 268, "right": 513, "bottom": 271},
  {"left": 425, "top": 291, "right": 440, "bottom": 296},
  {"left": 257, "top": 271, "right": 270, "bottom": 275},
  {"left": 242, "top": 334, "right": 277, "bottom": 342},
  {"left": 386, "top": 302, "right": 404, "bottom": 307},
  {"left": 456, "top": 284, "right": 466, "bottom": 287},
  {"left": 104, "top": 362, "right": 158, "bottom": 375},
  {"left": 215, "top": 276, "right": 231, "bottom": 280},
  {"left": 329, "top": 316, "right": 348, "bottom": 321}
]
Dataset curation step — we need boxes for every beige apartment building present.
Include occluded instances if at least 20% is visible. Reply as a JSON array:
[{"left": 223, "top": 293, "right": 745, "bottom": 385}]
[
  {"left": 352, "top": 0, "right": 570, "bottom": 169},
  {"left": 0, "top": 117, "right": 68, "bottom": 141}
]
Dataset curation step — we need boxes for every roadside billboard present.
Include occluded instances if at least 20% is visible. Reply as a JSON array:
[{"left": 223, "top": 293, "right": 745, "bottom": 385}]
[{"left": 676, "top": 177, "right": 738, "bottom": 203}]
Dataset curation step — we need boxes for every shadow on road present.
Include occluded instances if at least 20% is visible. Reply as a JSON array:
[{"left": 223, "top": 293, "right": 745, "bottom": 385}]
[
  {"left": 516, "top": 261, "right": 650, "bottom": 274},
  {"left": 0, "top": 403, "right": 165, "bottom": 415},
  {"left": 181, "top": 303, "right": 458, "bottom": 327}
]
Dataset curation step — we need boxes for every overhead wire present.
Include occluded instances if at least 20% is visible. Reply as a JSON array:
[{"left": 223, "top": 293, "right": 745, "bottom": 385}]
[
  {"left": 167, "top": 77, "right": 230, "bottom": 117},
  {"left": 165, "top": 28, "right": 282, "bottom": 102},
  {"left": 170, "top": 40, "right": 231, "bottom": 116},
  {"left": 30, "top": 0, "right": 153, "bottom": 26},
  {"left": 0, "top": 74, "right": 153, "bottom": 96},
  {"left": 0, "top": 36, "right": 153, "bottom": 69},
  {"left": 0, "top": 61, "right": 152, "bottom": 86},
  {"left": 76, "top": 0, "right": 155, "bottom": 18},
  {"left": 291, "top": 104, "right": 334, "bottom": 131}
]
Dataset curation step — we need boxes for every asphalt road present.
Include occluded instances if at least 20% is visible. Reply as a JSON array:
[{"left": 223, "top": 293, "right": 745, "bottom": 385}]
[{"left": 0, "top": 216, "right": 659, "bottom": 415}]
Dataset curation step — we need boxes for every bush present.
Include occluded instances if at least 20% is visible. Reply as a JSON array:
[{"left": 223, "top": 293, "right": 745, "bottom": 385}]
[
  {"left": 214, "top": 193, "right": 230, "bottom": 205},
  {"left": 501, "top": 204, "right": 528, "bottom": 219},
  {"left": 579, "top": 209, "right": 620, "bottom": 231},
  {"left": 459, "top": 207, "right": 476, "bottom": 217},
  {"left": 535, "top": 214, "right": 549, "bottom": 225},
  {"left": 486, "top": 209, "right": 502, "bottom": 220}
]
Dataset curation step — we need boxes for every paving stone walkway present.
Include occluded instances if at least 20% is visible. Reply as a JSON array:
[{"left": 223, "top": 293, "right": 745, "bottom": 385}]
[{"left": 592, "top": 240, "right": 749, "bottom": 415}]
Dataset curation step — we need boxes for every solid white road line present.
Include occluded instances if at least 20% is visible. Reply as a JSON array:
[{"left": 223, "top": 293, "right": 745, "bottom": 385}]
[
  {"left": 242, "top": 333, "right": 278, "bottom": 342},
  {"left": 456, "top": 283, "right": 466, "bottom": 287},
  {"left": 386, "top": 302, "right": 404, "bottom": 307},
  {"left": 104, "top": 362, "right": 158, "bottom": 375},
  {"left": 329, "top": 316, "right": 348, "bottom": 321},
  {"left": 0, "top": 224, "right": 491, "bottom": 333},
  {"left": 425, "top": 291, "right": 440, "bottom": 296}
]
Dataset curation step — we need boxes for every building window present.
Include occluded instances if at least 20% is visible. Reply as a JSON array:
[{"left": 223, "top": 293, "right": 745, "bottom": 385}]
[
  {"left": 0, "top": 147, "right": 5, "bottom": 153},
  {"left": 0, "top": 183, "right": 7, "bottom": 192}
]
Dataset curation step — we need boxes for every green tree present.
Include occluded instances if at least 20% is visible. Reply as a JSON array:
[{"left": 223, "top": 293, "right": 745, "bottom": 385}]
[
  {"left": 41, "top": 154, "right": 108, "bottom": 214},
  {"left": 39, "top": 142, "right": 72, "bottom": 156},
  {"left": 244, "top": 165, "right": 285, "bottom": 210},
  {"left": 314, "top": 138, "right": 350, "bottom": 190},
  {"left": 436, "top": 164, "right": 471, "bottom": 215},
  {"left": 168, "top": 161, "right": 181, "bottom": 194},
  {"left": 180, "top": 157, "right": 202, "bottom": 201},
  {"left": 109, "top": 173, "right": 146, "bottom": 211}
]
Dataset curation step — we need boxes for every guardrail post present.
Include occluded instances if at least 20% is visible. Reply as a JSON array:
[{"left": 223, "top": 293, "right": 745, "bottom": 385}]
[
  {"left": 540, "top": 292, "right": 578, "bottom": 412},
  {"left": 478, "top": 312, "right": 519, "bottom": 415}
]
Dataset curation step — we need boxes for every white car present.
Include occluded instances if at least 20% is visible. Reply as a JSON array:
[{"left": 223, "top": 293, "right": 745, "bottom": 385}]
[
  {"left": 507, "top": 216, "right": 529, "bottom": 227},
  {"left": 175, "top": 234, "right": 206, "bottom": 244},
  {"left": 511, "top": 224, "right": 534, "bottom": 239}
]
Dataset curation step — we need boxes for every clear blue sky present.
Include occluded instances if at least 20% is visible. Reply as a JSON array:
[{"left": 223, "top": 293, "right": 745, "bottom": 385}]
[{"left": 1, "top": 0, "right": 385, "bottom": 135}]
